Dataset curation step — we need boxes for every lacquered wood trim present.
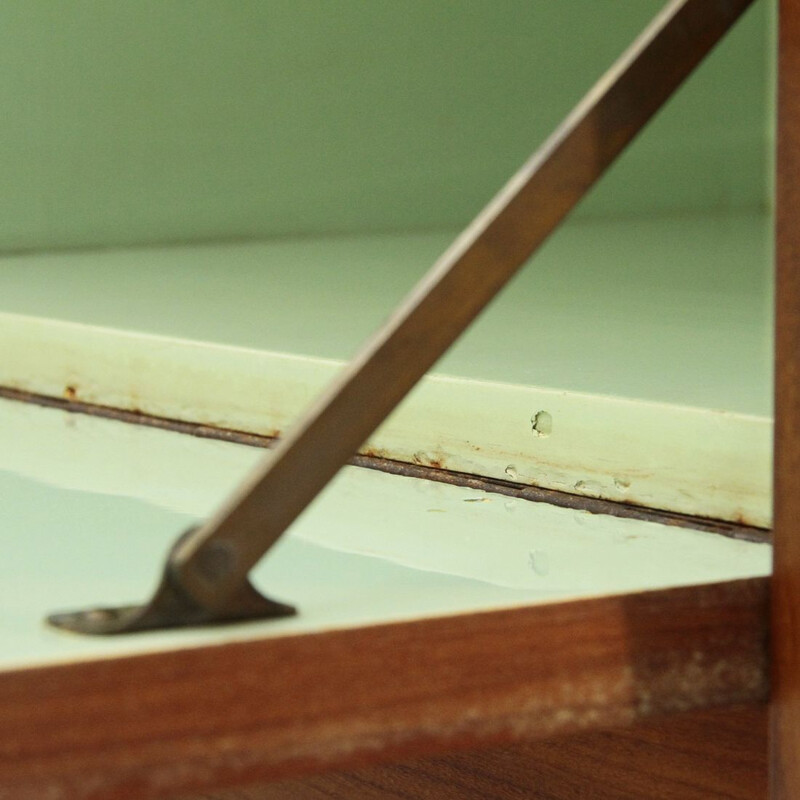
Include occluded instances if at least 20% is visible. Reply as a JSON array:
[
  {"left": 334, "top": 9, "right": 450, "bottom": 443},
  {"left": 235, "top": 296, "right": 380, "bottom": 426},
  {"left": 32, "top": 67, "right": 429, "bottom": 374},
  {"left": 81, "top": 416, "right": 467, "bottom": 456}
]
[
  {"left": 197, "top": 705, "right": 767, "bottom": 800},
  {"left": 772, "top": 2, "right": 800, "bottom": 797},
  {"left": 0, "top": 579, "right": 768, "bottom": 800}
]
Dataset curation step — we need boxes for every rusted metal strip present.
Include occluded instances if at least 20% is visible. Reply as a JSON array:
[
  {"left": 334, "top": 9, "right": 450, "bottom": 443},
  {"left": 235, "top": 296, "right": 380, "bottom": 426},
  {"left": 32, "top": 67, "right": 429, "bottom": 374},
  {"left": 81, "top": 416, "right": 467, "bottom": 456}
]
[{"left": 0, "top": 385, "right": 770, "bottom": 544}]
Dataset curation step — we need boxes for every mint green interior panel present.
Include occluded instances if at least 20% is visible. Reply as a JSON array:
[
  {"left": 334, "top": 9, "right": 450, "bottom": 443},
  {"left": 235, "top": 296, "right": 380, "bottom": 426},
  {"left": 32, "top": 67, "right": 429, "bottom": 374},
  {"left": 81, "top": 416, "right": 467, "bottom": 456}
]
[
  {"left": 0, "top": 397, "right": 770, "bottom": 669},
  {"left": 0, "top": 214, "right": 774, "bottom": 414},
  {"left": 0, "top": 0, "right": 771, "bottom": 252}
]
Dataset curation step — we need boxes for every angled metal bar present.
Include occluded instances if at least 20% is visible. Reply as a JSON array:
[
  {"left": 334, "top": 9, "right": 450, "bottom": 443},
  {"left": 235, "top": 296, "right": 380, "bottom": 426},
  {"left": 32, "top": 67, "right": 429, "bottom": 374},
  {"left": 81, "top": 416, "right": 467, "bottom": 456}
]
[{"left": 48, "top": 0, "right": 755, "bottom": 634}]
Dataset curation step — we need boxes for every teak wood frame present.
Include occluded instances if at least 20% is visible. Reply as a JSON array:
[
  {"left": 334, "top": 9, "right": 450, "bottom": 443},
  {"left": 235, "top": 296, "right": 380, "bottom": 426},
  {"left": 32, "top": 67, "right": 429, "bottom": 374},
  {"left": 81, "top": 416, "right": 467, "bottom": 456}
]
[
  {"left": 0, "top": 581, "right": 769, "bottom": 800},
  {"left": 772, "top": 0, "right": 799, "bottom": 797},
  {"left": 0, "top": 1, "right": 793, "bottom": 798}
]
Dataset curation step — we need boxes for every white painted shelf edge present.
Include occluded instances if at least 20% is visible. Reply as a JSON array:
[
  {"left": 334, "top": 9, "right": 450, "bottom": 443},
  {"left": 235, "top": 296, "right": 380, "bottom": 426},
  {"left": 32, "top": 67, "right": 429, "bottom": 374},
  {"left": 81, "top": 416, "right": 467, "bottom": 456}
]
[{"left": 0, "top": 310, "right": 771, "bottom": 527}]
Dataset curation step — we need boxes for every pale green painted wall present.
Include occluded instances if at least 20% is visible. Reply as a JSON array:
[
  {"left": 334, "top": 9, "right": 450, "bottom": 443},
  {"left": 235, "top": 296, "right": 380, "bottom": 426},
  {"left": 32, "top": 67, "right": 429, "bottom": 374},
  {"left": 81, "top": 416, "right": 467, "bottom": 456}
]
[{"left": 0, "top": 0, "right": 772, "bottom": 252}]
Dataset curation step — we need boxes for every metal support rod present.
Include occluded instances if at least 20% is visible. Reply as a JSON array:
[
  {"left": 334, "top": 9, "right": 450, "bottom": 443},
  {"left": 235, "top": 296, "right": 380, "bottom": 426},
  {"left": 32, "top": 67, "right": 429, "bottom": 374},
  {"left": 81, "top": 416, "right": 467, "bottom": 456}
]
[{"left": 48, "top": 0, "right": 754, "bottom": 634}]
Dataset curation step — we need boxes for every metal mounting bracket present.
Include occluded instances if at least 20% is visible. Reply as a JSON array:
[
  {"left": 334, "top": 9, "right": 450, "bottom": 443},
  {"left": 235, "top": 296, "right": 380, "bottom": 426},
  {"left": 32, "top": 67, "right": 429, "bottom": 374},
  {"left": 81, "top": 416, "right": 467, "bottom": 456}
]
[{"left": 48, "top": 529, "right": 294, "bottom": 634}]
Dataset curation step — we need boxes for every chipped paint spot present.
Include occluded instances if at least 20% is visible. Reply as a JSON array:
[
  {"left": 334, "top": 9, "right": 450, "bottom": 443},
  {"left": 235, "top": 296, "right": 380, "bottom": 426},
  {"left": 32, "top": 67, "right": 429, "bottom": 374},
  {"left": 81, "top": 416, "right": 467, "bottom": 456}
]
[
  {"left": 528, "top": 550, "right": 550, "bottom": 576},
  {"left": 574, "top": 479, "right": 605, "bottom": 495},
  {"left": 531, "top": 410, "right": 553, "bottom": 437}
]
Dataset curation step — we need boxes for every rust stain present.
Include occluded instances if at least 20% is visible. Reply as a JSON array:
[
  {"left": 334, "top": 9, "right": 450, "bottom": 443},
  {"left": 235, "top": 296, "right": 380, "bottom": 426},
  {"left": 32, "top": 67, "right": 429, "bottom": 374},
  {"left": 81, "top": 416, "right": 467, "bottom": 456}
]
[
  {"left": 411, "top": 451, "right": 446, "bottom": 470},
  {"left": 360, "top": 446, "right": 389, "bottom": 460},
  {"left": 63, "top": 385, "right": 77, "bottom": 401}
]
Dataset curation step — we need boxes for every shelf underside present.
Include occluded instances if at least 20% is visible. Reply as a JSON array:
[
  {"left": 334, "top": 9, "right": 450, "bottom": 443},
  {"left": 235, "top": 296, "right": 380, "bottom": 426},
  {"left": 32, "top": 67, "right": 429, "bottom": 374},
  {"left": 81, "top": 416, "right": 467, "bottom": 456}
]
[{"left": 0, "top": 395, "right": 770, "bottom": 798}]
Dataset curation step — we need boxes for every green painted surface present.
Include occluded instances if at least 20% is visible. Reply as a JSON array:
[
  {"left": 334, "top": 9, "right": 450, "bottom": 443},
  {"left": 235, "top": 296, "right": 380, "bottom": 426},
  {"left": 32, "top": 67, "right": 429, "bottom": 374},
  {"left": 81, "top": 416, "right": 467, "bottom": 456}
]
[
  {"left": 0, "top": 397, "right": 770, "bottom": 669},
  {"left": 0, "top": 1, "right": 771, "bottom": 252},
  {"left": 0, "top": 213, "right": 774, "bottom": 414}
]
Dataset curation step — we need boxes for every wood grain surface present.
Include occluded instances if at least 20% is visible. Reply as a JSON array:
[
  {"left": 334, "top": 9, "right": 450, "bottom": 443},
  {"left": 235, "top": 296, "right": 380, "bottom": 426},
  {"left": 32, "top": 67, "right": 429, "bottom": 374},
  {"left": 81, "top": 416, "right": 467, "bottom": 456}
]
[
  {"left": 197, "top": 705, "right": 766, "bottom": 800},
  {"left": 772, "top": 2, "right": 800, "bottom": 797},
  {"left": 0, "top": 579, "right": 768, "bottom": 800}
]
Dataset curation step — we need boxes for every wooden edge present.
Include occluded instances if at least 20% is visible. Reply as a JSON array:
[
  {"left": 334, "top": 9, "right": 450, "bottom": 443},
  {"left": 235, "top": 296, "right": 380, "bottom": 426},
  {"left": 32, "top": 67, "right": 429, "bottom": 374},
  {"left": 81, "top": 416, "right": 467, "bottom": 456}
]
[
  {"left": 0, "top": 577, "right": 768, "bottom": 800},
  {"left": 772, "top": 1, "right": 800, "bottom": 797},
  {"left": 194, "top": 704, "right": 768, "bottom": 800}
]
